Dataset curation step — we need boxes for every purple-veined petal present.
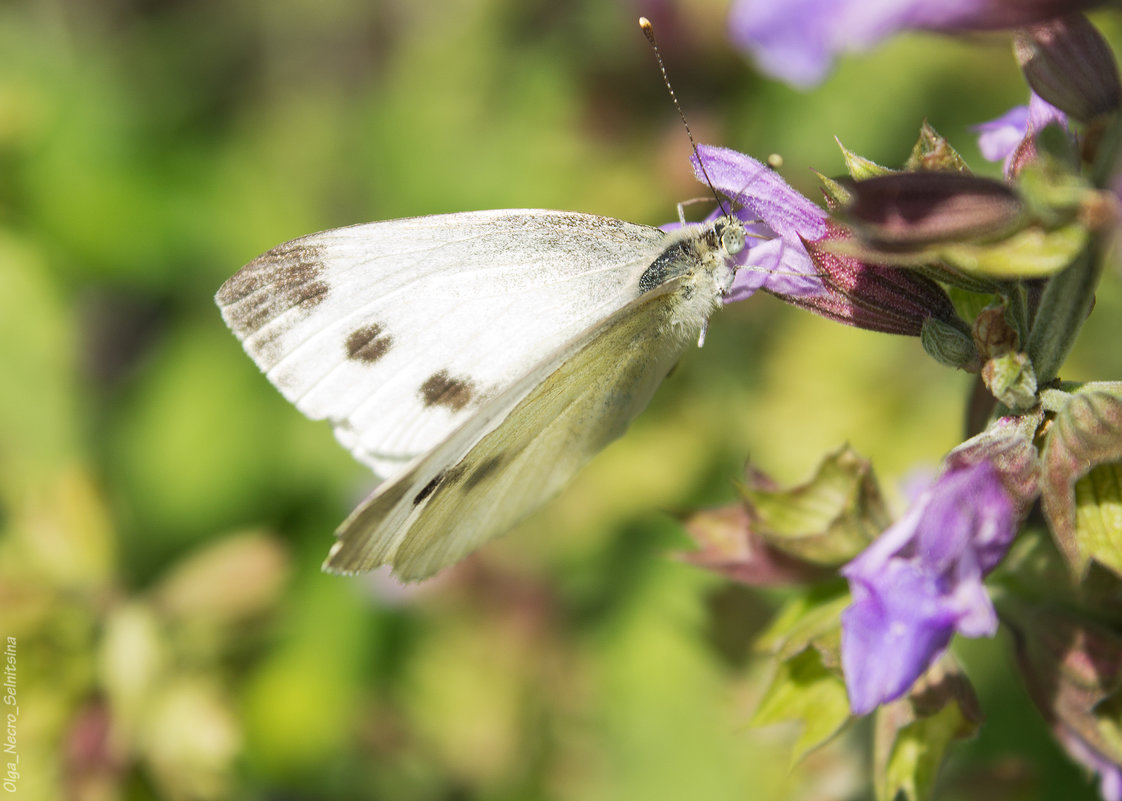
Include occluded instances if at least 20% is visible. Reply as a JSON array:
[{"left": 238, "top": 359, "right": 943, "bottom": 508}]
[
  {"left": 692, "top": 145, "right": 828, "bottom": 241},
  {"left": 726, "top": 234, "right": 825, "bottom": 302},
  {"left": 841, "top": 558, "right": 959, "bottom": 715}
]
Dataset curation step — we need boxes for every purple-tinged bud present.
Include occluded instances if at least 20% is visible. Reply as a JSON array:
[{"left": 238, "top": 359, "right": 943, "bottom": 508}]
[
  {"left": 845, "top": 173, "right": 1025, "bottom": 248},
  {"left": 776, "top": 222, "right": 961, "bottom": 336},
  {"left": 1015, "top": 13, "right": 1122, "bottom": 123}
]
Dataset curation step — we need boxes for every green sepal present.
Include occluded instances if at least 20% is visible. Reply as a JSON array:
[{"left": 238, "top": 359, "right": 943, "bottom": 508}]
[
  {"left": 836, "top": 137, "right": 895, "bottom": 180},
  {"left": 904, "top": 120, "right": 971, "bottom": 173},
  {"left": 815, "top": 170, "right": 853, "bottom": 208}
]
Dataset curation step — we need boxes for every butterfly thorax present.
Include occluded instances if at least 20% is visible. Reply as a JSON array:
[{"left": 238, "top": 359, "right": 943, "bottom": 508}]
[{"left": 637, "top": 215, "right": 745, "bottom": 340}]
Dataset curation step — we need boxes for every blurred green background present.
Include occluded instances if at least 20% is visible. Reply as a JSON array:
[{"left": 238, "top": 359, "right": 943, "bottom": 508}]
[{"left": 2, "top": 1, "right": 1120, "bottom": 799}]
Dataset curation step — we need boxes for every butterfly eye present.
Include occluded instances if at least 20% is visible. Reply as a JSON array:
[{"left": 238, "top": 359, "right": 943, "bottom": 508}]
[{"left": 720, "top": 224, "right": 746, "bottom": 256}]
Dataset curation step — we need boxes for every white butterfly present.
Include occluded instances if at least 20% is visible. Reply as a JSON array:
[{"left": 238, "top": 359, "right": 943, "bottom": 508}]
[{"left": 217, "top": 208, "right": 747, "bottom": 580}]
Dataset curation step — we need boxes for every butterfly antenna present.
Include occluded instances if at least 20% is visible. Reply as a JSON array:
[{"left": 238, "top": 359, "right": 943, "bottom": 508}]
[{"left": 639, "top": 16, "right": 729, "bottom": 219}]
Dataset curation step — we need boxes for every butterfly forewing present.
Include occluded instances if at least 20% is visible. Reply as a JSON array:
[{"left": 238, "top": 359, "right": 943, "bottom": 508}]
[
  {"left": 219, "top": 208, "right": 744, "bottom": 579},
  {"left": 324, "top": 278, "right": 696, "bottom": 579},
  {"left": 216, "top": 211, "right": 670, "bottom": 481}
]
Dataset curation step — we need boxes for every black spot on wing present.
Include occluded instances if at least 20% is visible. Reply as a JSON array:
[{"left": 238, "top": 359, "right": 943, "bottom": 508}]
[
  {"left": 413, "top": 472, "right": 444, "bottom": 505},
  {"left": 462, "top": 455, "right": 505, "bottom": 490},
  {"left": 412, "top": 464, "right": 468, "bottom": 506},
  {"left": 420, "top": 370, "right": 476, "bottom": 411},
  {"left": 217, "top": 242, "right": 330, "bottom": 336},
  {"left": 346, "top": 323, "right": 393, "bottom": 364}
]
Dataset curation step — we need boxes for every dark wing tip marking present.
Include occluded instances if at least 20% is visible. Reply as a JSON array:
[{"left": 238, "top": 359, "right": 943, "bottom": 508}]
[
  {"left": 345, "top": 323, "right": 393, "bottom": 364},
  {"left": 217, "top": 242, "right": 330, "bottom": 336},
  {"left": 420, "top": 370, "right": 476, "bottom": 411}
]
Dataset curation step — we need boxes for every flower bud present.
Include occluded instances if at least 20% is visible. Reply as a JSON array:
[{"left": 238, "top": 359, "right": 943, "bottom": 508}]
[
  {"left": 982, "top": 351, "right": 1039, "bottom": 410},
  {"left": 921, "top": 317, "right": 980, "bottom": 371},
  {"left": 1015, "top": 13, "right": 1122, "bottom": 122},
  {"left": 845, "top": 173, "right": 1024, "bottom": 248}
]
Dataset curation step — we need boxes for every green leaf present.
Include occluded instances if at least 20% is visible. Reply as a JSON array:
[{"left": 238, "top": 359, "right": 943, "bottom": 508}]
[
  {"left": 904, "top": 121, "right": 971, "bottom": 173},
  {"left": 1027, "top": 242, "right": 1103, "bottom": 385},
  {"left": 739, "top": 446, "right": 891, "bottom": 566},
  {"left": 873, "top": 658, "right": 982, "bottom": 801},
  {"left": 752, "top": 647, "right": 852, "bottom": 763},
  {"left": 1041, "top": 383, "right": 1122, "bottom": 577}
]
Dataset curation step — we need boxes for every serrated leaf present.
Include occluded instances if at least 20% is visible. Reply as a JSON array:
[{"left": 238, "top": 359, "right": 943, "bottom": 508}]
[
  {"left": 874, "top": 658, "right": 982, "bottom": 801},
  {"left": 1041, "top": 383, "right": 1122, "bottom": 577},
  {"left": 905, "top": 121, "right": 971, "bottom": 173},
  {"left": 756, "top": 587, "right": 849, "bottom": 669},
  {"left": 1072, "top": 462, "right": 1122, "bottom": 576},
  {"left": 678, "top": 504, "right": 834, "bottom": 586},
  {"left": 752, "top": 647, "right": 852, "bottom": 763},
  {"left": 837, "top": 137, "right": 895, "bottom": 180},
  {"left": 739, "top": 445, "right": 891, "bottom": 565}
]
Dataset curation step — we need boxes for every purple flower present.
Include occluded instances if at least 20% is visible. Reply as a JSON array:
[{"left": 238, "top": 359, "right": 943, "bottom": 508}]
[
  {"left": 729, "top": 0, "right": 1097, "bottom": 88},
  {"left": 672, "top": 144, "right": 828, "bottom": 301},
  {"left": 975, "top": 92, "right": 1069, "bottom": 176},
  {"left": 683, "top": 145, "right": 964, "bottom": 334},
  {"left": 840, "top": 459, "right": 1017, "bottom": 715}
]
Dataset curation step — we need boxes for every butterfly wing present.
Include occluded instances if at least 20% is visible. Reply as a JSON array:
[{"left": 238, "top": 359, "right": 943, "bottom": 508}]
[
  {"left": 216, "top": 210, "right": 669, "bottom": 480},
  {"left": 324, "top": 278, "right": 700, "bottom": 580}
]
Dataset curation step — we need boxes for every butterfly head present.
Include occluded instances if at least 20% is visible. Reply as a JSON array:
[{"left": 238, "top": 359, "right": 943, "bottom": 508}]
[{"left": 714, "top": 216, "right": 746, "bottom": 259}]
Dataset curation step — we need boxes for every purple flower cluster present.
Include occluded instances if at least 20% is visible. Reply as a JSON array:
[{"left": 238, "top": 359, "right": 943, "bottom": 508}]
[
  {"left": 728, "top": 0, "right": 1097, "bottom": 88},
  {"left": 840, "top": 460, "right": 1016, "bottom": 714}
]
